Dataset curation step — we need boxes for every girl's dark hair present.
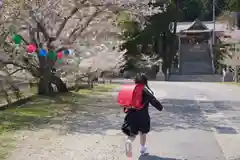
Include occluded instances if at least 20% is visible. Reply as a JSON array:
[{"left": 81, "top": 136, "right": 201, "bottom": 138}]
[
  {"left": 134, "top": 73, "right": 148, "bottom": 85},
  {"left": 134, "top": 73, "right": 154, "bottom": 95}
]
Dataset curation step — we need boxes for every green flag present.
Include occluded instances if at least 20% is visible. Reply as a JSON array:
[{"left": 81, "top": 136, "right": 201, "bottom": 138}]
[
  {"left": 12, "top": 35, "right": 22, "bottom": 44},
  {"left": 47, "top": 51, "right": 56, "bottom": 60}
]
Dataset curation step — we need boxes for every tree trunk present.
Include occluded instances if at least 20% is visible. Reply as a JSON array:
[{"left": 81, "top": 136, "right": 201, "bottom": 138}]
[
  {"left": 52, "top": 75, "right": 68, "bottom": 92},
  {"left": 87, "top": 80, "right": 94, "bottom": 89},
  {"left": 38, "top": 77, "right": 53, "bottom": 95},
  {"left": 38, "top": 70, "right": 68, "bottom": 95}
]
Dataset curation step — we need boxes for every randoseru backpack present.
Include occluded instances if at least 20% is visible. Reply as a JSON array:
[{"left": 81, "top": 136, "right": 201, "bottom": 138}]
[{"left": 117, "top": 83, "right": 145, "bottom": 110}]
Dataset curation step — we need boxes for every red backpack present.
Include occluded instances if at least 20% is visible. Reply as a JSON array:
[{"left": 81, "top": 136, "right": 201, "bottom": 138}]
[{"left": 117, "top": 83, "right": 145, "bottom": 110}]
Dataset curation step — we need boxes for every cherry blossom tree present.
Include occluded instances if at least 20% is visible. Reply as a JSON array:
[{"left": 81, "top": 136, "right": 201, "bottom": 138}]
[{"left": 0, "top": 0, "right": 163, "bottom": 95}]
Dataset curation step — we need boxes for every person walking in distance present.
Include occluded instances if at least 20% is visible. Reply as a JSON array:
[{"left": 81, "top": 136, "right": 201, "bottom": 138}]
[{"left": 118, "top": 73, "right": 163, "bottom": 157}]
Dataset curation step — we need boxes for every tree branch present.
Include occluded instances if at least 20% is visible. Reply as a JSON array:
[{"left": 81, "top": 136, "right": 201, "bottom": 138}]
[
  {"left": 55, "top": 7, "right": 79, "bottom": 40},
  {"left": 9, "top": 68, "right": 23, "bottom": 76},
  {"left": 0, "top": 60, "right": 28, "bottom": 70},
  {"left": 69, "top": 8, "right": 104, "bottom": 41},
  {"left": 52, "top": 0, "right": 90, "bottom": 42},
  {"left": 36, "top": 27, "right": 42, "bottom": 48},
  {"left": 77, "top": 3, "right": 116, "bottom": 8},
  {"left": 0, "top": 59, "right": 40, "bottom": 77},
  {"left": 18, "top": 34, "right": 29, "bottom": 45},
  {"left": 56, "top": 47, "right": 68, "bottom": 52},
  {"left": 29, "top": 11, "right": 50, "bottom": 40},
  {"left": 29, "top": 26, "right": 38, "bottom": 45}
]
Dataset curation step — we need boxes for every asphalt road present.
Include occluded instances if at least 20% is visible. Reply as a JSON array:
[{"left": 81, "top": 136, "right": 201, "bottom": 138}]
[
  {"left": 7, "top": 81, "right": 240, "bottom": 160},
  {"left": 136, "top": 81, "right": 240, "bottom": 160}
]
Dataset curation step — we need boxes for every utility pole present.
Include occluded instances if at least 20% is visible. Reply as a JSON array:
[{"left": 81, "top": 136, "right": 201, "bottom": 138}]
[{"left": 212, "top": 0, "right": 216, "bottom": 45}]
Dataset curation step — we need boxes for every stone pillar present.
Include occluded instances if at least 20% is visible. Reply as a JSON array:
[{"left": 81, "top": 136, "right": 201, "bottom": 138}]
[
  {"left": 234, "top": 65, "right": 239, "bottom": 82},
  {"left": 156, "top": 60, "right": 165, "bottom": 81},
  {"left": 178, "top": 35, "right": 181, "bottom": 74}
]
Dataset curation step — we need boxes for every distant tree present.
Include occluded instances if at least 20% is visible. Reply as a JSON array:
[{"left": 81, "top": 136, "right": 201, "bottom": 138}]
[
  {"left": 227, "top": 0, "right": 240, "bottom": 11},
  {"left": 177, "top": 0, "right": 227, "bottom": 21},
  {"left": 119, "top": 0, "right": 178, "bottom": 79}
]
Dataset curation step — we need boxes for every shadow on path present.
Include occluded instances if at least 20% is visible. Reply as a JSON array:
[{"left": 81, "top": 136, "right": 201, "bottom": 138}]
[
  {"left": 150, "top": 99, "right": 240, "bottom": 134},
  {"left": 1, "top": 91, "right": 240, "bottom": 135},
  {"left": 139, "top": 155, "right": 180, "bottom": 160}
]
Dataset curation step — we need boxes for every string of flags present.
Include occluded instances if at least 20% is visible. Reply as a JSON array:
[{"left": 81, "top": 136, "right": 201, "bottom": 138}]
[{"left": 10, "top": 34, "right": 72, "bottom": 63}]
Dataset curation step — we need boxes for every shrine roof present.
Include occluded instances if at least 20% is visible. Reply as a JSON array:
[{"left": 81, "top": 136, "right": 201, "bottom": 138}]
[{"left": 176, "top": 20, "right": 228, "bottom": 33}]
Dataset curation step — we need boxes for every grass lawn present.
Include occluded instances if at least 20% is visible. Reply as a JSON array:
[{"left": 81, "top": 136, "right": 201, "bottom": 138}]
[
  {"left": 0, "top": 84, "right": 118, "bottom": 159},
  {"left": 219, "top": 82, "right": 240, "bottom": 86},
  {"left": 76, "top": 84, "right": 119, "bottom": 95}
]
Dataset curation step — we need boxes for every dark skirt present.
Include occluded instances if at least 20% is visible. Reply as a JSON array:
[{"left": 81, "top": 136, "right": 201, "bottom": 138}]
[{"left": 122, "top": 110, "right": 150, "bottom": 136}]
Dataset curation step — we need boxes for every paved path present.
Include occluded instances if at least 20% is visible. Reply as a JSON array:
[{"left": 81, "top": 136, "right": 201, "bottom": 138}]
[{"left": 7, "top": 82, "right": 240, "bottom": 160}]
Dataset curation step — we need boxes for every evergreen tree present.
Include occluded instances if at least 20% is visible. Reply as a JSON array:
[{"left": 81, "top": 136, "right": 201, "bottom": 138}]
[{"left": 118, "top": 0, "right": 178, "bottom": 77}]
